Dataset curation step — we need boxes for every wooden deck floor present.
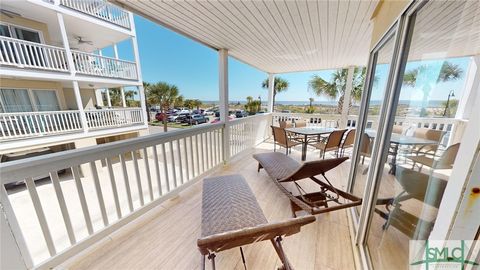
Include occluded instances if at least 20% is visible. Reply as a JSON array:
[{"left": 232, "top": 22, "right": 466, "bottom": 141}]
[{"left": 68, "top": 143, "right": 357, "bottom": 270}]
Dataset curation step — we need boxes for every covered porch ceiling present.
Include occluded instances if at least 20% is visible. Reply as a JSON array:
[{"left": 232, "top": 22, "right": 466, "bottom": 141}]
[{"left": 112, "top": 0, "right": 379, "bottom": 73}]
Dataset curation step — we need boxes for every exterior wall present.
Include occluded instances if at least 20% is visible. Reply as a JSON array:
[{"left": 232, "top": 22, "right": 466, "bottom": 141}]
[
  {"left": 0, "top": 15, "right": 52, "bottom": 45},
  {"left": 370, "top": 0, "right": 411, "bottom": 48},
  {"left": 0, "top": 79, "right": 67, "bottom": 110},
  {"left": 62, "top": 88, "right": 96, "bottom": 109}
]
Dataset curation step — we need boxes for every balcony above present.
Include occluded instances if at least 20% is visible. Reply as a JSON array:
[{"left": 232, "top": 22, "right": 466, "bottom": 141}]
[
  {"left": 0, "top": 36, "right": 138, "bottom": 81},
  {"left": 0, "top": 108, "right": 144, "bottom": 146},
  {"left": 58, "top": 0, "right": 131, "bottom": 30}
]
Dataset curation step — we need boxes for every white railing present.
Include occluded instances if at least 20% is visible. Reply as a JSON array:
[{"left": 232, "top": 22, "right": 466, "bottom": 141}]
[
  {"left": 0, "top": 123, "right": 226, "bottom": 268},
  {"left": 72, "top": 50, "right": 138, "bottom": 80},
  {"left": 60, "top": 0, "right": 131, "bottom": 29},
  {"left": 0, "top": 36, "right": 69, "bottom": 72},
  {"left": 228, "top": 114, "right": 272, "bottom": 157},
  {"left": 272, "top": 112, "right": 343, "bottom": 128},
  {"left": 273, "top": 112, "right": 466, "bottom": 146},
  {"left": 85, "top": 108, "right": 143, "bottom": 130},
  {"left": 0, "top": 111, "right": 82, "bottom": 140}
]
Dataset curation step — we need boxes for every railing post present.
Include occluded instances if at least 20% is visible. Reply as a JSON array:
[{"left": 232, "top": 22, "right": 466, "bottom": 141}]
[
  {"left": 340, "top": 66, "right": 355, "bottom": 128},
  {"left": 219, "top": 48, "right": 230, "bottom": 163},
  {"left": 57, "top": 12, "right": 75, "bottom": 76},
  {"left": 73, "top": 81, "right": 88, "bottom": 132},
  {"left": 113, "top": 43, "right": 127, "bottom": 107},
  {"left": 267, "top": 73, "right": 275, "bottom": 113}
]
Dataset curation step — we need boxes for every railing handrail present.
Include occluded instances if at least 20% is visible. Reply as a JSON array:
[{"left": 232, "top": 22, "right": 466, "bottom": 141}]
[
  {"left": 59, "top": 0, "right": 131, "bottom": 29},
  {"left": 0, "top": 36, "right": 66, "bottom": 51},
  {"left": 0, "top": 122, "right": 223, "bottom": 184},
  {"left": 71, "top": 49, "right": 135, "bottom": 64},
  {"left": 84, "top": 107, "right": 142, "bottom": 112},
  {"left": 0, "top": 110, "right": 80, "bottom": 116},
  {"left": 229, "top": 112, "right": 272, "bottom": 124}
]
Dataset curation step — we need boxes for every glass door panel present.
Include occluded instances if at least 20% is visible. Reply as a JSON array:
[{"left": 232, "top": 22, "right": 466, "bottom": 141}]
[
  {"left": 351, "top": 34, "right": 396, "bottom": 215},
  {"left": 366, "top": 1, "right": 479, "bottom": 269}
]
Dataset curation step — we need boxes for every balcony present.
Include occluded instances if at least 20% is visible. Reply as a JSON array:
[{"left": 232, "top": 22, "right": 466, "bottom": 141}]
[
  {"left": 59, "top": 0, "right": 131, "bottom": 29},
  {"left": 0, "top": 108, "right": 144, "bottom": 141},
  {"left": 0, "top": 36, "right": 138, "bottom": 80}
]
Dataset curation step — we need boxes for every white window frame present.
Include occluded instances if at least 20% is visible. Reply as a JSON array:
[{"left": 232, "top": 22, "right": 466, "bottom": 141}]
[
  {"left": 0, "top": 87, "right": 61, "bottom": 112},
  {"left": 0, "top": 21, "right": 45, "bottom": 44}
]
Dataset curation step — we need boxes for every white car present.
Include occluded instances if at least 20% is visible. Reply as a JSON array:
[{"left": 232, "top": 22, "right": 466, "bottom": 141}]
[
  {"left": 178, "top": 109, "right": 190, "bottom": 114},
  {"left": 204, "top": 110, "right": 215, "bottom": 116}
]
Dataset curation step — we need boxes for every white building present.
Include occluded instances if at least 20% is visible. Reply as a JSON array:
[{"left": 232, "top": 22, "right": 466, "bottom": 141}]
[{"left": 0, "top": 0, "right": 148, "bottom": 157}]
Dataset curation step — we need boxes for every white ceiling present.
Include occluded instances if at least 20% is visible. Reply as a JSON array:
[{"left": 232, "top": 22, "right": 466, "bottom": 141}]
[{"left": 113, "top": 0, "right": 379, "bottom": 73}]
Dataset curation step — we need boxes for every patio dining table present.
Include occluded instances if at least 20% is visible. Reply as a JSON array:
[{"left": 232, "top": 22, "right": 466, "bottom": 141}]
[
  {"left": 285, "top": 127, "right": 336, "bottom": 161},
  {"left": 365, "top": 129, "right": 438, "bottom": 175}
]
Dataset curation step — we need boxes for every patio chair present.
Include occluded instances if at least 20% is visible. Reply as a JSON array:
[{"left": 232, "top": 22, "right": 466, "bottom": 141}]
[
  {"left": 408, "top": 143, "right": 460, "bottom": 171},
  {"left": 340, "top": 129, "right": 356, "bottom": 157},
  {"left": 253, "top": 152, "right": 362, "bottom": 217},
  {"left": 392, "top": 125, "right": 405, "bottom": 135},
  {"left": 294, "top": 120, "right": 307, "bottom": 128},
  {"left": 412, "top": 128, "right": 445, "bottom": 156},
  {"left": 311, "top": 129, "right": 347, "bottom": 159},
  {"left": 375, "top": 168, "right": 447, "bottom": 239},
  {"left": 279, "top": 120, "right": 293, "bottom": 128},
  {"left": 271, "top": 126, "right": 302, "bottom": 155}
]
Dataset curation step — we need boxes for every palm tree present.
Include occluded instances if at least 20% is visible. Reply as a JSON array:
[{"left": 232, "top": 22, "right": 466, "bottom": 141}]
[
  {"left": 306, "top": 97, "right": 315, "bottom": 113},
  {"left": 192, "top": 99, "right": 202, "bottom": 110},
  {"left": 403, "top": 61, "right": 462, "bottom": 117},
  {"left": 174, "top": 95, "right": 184, "bottom": 108},
  {"left": 105, "top": 88, "right": 136, "bottom": 107},
  {"left": 143, "top": 81, "right": 151, "bottom": 122},
  {"left": 308, "top": 68, "right": 365, "bottom": 114},
  {"left": 261, "top": 77, "right": 289, "bottom": 112},
  {"left": 147, "top": 82, "right": 180, "bottom": 132}
]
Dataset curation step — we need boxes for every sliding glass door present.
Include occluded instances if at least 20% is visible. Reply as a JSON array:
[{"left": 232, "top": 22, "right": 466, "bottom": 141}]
[{"left": 350, "top": 0, "right": 480, "bottom": 269}]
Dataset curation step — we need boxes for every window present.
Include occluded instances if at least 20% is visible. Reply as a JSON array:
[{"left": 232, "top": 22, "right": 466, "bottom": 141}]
[
  {"left": 0, "top": 89, "right": 33, "bottom": 112},
  {"left": 32, "top": 90, "right": 60, "bottom": 111}
]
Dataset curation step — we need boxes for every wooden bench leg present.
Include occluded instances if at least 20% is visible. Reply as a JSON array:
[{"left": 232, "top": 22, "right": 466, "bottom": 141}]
[{"left": 271, "top": 236, "right": 293, "bottom": 270}]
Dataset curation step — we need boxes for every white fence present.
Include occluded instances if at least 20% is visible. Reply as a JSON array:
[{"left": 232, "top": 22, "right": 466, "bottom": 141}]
[
  {"left": 72, "top": 50, "right": 138, "bottom": 80},
  {"left": 60, "top": 0, "right": 131, "bottom": 29},
  {"left": 272, "top": 112, "right": 344, "bottom": 128},
  {"left": 229, "top": 114, "right": 271, "bottom": 157},
  {"left": 85, "top": 108, "right": 143, "bottom": 130},
  {"left": 0, "top": 36, "right": 69, "bottom": 72},
  {"left": 0, "top": 114, "right": 273, "bottom": 268},
  {"left": 0, "top": 111, "right": 82, "bottom": 140}
]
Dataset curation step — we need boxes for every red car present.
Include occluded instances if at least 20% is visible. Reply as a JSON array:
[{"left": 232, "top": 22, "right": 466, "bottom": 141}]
[{"left": 155, "top": 112, "right": 167, "bottom": 121}]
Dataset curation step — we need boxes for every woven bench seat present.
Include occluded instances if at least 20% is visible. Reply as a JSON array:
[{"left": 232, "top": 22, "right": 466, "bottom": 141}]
[{"left": 198, "top": 174, "right": 315, "bottom": 270}]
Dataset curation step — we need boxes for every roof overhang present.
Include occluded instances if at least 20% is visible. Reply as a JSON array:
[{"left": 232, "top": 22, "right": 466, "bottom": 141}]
[{"left": 112, "top": 0, "right": 379, "bottom": 73}]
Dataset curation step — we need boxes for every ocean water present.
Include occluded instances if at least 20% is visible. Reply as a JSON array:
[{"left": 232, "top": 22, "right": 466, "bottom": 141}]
[{"left": 204, "top": 100, "right": 447, "bottom": 107}]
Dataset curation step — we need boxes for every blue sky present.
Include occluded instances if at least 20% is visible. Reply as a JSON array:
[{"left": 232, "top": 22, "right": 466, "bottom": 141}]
[{"left": 105, "top": 15, "right": 470, "bottom": 104}]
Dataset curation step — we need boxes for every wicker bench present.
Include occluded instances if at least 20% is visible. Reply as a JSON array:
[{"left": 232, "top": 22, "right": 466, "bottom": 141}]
[
  {"left": 198, "top": 174, "right": 315, "bottom": 270},
  {"left": 253, "top": 152, "right": 362, "bottom": 216}
]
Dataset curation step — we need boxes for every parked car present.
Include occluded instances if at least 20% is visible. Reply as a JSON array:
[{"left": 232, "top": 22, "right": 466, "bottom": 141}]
[
  {"left": 281, "top": 110, "right": 291, "bottom": 113},
  {"left": 235, "top": 110, "right": 248, "bottom": 118},
  {"left": 178, "top": 109, "right": 190, "bottom": 114},
  {"left": 167, "top": 113, "right": 179, "bottom": 122},
  {"left": 256, "top": 111, "right": 265, "bottom": 115},
  {"left": 186, "top": 114, "right": 208, "bottom": 125},
  {"left": 192, "top": 109, "right": 205, "bottom": 115},
  {"left": 175, "top": 113, "right": 190, "bottom": 123},
  {"left": 155, "top": 112, "right": 167, "bottom": 121},
  {"left": 204, "top": 110, "right": 215, "bottom": 116}
]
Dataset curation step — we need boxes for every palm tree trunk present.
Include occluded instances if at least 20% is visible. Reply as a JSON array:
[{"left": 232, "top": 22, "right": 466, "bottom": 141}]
[
  {"left": 337, "top": 94, "right": 344, "bottom": 114},
  {"left": 272, "top": 93, "right": 276, "bottom": 112},
  {"left": 162, "top": 106, "right": 168, "bottom": 132}
]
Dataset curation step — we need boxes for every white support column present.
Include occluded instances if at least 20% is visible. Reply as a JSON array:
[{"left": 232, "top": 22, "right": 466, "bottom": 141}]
[
  {"left": 105, "top": 88, "right": 112, "bottom": 108},
  {"left": 73, "top": 81, "right": 88, "bottom": 132},
  {"left": 129, "top": 12, "right": 148, "bottom": 125},
  {"left": 95, "top": 89, "right": 104, "bottom": 106},
  {"left": 455, "top": 56, "right": 479, "bottom": 120},
  {"left": 219, "top": 49, "right": 230, "bottom": 163},
  {"left": 340, "top": 66, "right": 355, "bottom": 128},
  {"left": 57, "top": 12, "right": 75, "bottom": 76},
  {"left": 267, "top": 73, "right": 275, "bottom": 113},
  {"left": 113, "top": 44, "right": 127, "bottom": 107}
]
